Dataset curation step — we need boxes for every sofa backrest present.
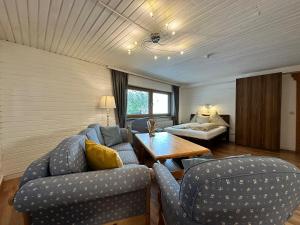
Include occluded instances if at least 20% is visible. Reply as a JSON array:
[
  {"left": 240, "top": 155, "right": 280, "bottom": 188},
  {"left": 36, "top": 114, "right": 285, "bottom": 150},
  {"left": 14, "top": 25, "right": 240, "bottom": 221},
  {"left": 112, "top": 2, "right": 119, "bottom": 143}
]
[
  {"left": 49, "top": 135, "right": 87, "bottom": 176},
  {"left": 19, "top": 135, "right": 87, "bottom": 186},
  {"left": 88, "top": 124, "right": 105, "bottom": 144},
  {"left": 79, "top": 128, "right": 100, "bottom": 144},
  {"left": 131, "top": 118, "right": 148, "bottom": 133},
  {"left": 179, "top": 156, "right": 300, "bottom": 225}
]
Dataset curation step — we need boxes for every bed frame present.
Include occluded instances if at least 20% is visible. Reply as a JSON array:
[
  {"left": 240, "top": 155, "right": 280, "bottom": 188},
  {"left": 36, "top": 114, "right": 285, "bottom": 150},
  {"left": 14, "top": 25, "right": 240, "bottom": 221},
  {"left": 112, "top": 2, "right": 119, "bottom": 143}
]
[{"left": 174, "top": 114, "right": 230, "bottom": 148}]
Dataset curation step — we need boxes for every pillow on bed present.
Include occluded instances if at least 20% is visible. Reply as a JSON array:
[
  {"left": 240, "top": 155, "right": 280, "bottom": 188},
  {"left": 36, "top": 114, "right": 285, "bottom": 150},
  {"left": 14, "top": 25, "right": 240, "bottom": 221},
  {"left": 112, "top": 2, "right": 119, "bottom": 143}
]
[
  {"left": 210, "top": 113, "right": 229, "bottom": 127},
  {"left": 190, "top": 114, "right": 210, "bottom": 124}
]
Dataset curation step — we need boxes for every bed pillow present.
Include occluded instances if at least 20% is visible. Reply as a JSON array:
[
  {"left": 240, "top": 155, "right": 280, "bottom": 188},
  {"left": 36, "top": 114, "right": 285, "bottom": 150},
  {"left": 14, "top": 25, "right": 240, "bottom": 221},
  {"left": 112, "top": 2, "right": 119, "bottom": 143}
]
[
  {"left": 190, "top": 114, "right": 210, "bottom": 124},
  {"left": 210, "top": 113, "right": 229, "bottom": 127}
]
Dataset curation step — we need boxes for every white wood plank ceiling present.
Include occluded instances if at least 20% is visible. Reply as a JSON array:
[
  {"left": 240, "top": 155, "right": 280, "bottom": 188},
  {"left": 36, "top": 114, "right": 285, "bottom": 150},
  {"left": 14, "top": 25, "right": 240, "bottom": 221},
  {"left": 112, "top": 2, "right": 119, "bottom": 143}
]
[{"left": 1, "top": 0, "right": 300, "bottom": 84}]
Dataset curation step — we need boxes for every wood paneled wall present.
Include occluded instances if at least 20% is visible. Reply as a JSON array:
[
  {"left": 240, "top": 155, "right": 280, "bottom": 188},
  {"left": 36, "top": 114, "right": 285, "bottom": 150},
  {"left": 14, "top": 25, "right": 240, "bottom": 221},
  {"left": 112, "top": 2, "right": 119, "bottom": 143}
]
[
  {"left": 0, "top": 41, "right": 115, "bottom": 177},
  {"left": 236, "top": 73, "right": 282, "bottom": 150}
]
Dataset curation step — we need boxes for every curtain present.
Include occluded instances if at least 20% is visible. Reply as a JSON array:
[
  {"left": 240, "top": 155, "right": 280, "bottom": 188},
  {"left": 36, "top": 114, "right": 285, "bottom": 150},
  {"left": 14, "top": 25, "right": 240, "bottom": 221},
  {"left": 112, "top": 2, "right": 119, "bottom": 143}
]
[
  {"left": 111, "top": 70, "right": 128, "bottom": 128},
  {"left": 172, "top": 85, "right": 180, "bottom": 125}
]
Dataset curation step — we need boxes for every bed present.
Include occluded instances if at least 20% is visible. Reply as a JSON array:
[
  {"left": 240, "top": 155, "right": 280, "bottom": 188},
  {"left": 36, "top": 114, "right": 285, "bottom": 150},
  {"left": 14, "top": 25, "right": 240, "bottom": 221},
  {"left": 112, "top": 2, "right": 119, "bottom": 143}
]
[{"left": 164, "top": 114, "right": 230, "bottom": 146}]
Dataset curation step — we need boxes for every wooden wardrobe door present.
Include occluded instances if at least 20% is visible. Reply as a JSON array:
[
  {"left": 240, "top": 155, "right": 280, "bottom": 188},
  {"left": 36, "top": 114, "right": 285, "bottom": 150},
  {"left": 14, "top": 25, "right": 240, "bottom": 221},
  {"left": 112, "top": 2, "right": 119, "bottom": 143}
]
[
  {"left": 249, "top": 76, "right": 264, "bottom": 148},
  {"left": 236, "top": 78, "right": 249, "bottom": 145},
  {"left": 262, "top": 74, "right": 282, "bottom": 150},
  {"left": 235, "top": 73, "right": 282, "bottom": 150}
]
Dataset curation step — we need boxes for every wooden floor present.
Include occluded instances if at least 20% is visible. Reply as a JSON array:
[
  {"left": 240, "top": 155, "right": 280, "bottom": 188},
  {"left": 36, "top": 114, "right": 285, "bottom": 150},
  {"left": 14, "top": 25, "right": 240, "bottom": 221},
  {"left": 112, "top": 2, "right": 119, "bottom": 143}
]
[{"left": 1, "top": 143, "right": 300, "bottom": 225}]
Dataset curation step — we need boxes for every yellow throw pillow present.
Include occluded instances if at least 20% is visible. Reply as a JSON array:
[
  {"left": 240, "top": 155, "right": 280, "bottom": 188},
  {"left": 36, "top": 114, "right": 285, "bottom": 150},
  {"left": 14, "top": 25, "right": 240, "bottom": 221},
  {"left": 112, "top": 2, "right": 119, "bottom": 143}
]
[{"left": 85, "top": 139, "right": 123, "bottom": 170}]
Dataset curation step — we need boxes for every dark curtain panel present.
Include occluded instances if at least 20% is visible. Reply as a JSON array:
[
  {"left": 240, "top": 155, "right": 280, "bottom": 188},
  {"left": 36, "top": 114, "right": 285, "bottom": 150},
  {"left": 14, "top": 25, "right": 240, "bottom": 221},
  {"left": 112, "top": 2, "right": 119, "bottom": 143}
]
[
  {"left": 172, "top": 85, "right": 180, "bottom": 125},
  {"left": 111, "top": 69, "right": 128, "bottom": 128}
]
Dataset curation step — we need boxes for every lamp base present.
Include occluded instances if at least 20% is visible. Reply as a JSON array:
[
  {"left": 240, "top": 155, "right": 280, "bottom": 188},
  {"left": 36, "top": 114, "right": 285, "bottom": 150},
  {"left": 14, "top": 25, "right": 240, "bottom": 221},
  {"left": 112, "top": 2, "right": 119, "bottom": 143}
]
[{"left": 106, "top": 108, "right": 110, "bottom": 126}]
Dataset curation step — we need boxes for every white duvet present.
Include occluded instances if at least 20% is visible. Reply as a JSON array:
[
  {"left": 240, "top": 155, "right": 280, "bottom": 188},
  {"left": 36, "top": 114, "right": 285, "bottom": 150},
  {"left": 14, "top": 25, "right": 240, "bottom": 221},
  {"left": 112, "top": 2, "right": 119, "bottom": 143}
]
[{"left": 164, "top": 122, "right": 226, "bottom": 140}]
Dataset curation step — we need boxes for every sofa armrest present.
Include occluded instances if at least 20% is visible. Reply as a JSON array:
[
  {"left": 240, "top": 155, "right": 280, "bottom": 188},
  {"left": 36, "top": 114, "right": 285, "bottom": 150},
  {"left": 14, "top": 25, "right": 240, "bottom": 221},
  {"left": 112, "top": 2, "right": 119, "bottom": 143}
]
[
  {"left": 120, "top": 128, "right": 129, "bottom": 142},
  {"left": 14, "top": 165, "right": 151, "bottom": 212},
  {"left": 153, "top": 163, "right": 187, "bottom": 218}
]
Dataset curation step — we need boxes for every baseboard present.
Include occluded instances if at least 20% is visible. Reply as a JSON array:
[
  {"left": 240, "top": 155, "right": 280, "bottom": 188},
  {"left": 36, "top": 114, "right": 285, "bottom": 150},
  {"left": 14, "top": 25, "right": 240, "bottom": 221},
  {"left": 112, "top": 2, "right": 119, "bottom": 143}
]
[{"left": 4, "top": 172, "right": 23, "bottom": 181}]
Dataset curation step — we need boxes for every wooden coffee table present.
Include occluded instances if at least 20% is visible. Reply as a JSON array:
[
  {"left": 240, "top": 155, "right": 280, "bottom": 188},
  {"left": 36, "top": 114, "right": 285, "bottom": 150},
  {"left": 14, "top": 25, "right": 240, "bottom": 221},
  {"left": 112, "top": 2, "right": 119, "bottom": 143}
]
[{"left": 135, "top": 132, "right": 210, "bottom": 178}]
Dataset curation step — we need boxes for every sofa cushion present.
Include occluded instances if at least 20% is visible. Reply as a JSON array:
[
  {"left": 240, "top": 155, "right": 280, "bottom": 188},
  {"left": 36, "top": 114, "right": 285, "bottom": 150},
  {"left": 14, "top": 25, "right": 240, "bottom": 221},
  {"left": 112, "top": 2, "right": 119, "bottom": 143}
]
[
  {"left": 49, "top": 135, "right": 87, "bottom": 176},
  {"left": 181, "top": 157, "right": 213, "bottom": 170},
  {"left": 85, "top": 140, "right": 123, "bottom": 170},
  {"left": 111, "top": 142, "right": 134, "bottom": 152},
  {"left": 100, "top": 126, "right": 123, "bottom": 147},
  {"left": 79, "top": 128, "right": 100, "bottom": 144},
  {"left": 118, "top": 150, "right": 139, "bottom": 165},
  {"left": 88, "top": 124, "right": 105, "bottom": 145}
]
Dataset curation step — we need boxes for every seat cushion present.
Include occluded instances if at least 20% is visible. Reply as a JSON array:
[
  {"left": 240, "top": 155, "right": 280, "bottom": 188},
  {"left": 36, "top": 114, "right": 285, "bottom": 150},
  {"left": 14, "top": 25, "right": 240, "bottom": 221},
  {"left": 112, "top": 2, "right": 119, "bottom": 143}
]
[
  {"left": 100, "top": 126, "right": 123, "bottom": 147},
  {"left": 79, "top": 128, "right": 100, "bottom": 144},
  {"left": 111, "top": 142, "right": 134, "bottom": 152},
  {"left": 85, "top": 140, "right": 123, "bottom": 170},
  {"left": 118, "top": 150, "right": 139, "bottom": 165},
  {"left": 181, "top": 158, "right": 213, "bottom": 170},
  {"left": 49, "top": 135, "right": 87, "bottom": 176}
]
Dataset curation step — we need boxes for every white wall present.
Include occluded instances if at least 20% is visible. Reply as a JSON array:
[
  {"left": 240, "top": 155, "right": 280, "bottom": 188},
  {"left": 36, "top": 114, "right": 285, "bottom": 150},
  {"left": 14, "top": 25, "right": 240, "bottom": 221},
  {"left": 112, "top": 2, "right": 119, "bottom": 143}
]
[
  {"left": 280, "top": 74, "right": 297, "bottom": 151},
  {"left": 180, "top": 81, "right": 236, "bottom": 142},
  {"left": 0, "top": 41, "right": 115, "bottom": 177}
]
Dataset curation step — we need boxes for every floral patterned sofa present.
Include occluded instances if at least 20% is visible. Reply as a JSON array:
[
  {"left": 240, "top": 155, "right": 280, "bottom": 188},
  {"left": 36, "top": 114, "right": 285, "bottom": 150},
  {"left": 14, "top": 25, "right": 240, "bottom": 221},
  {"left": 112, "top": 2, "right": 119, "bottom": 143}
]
[
  {"left": 154, "top": 156, "right": 300, "bottom": 225},
  {"left": 13, "top": 126, "right": 151, "bottom": 225}
]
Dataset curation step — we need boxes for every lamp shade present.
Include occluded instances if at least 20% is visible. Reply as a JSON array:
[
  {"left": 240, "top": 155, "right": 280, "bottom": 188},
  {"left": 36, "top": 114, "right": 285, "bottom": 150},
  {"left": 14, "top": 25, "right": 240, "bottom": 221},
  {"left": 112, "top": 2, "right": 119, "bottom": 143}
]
[{"left": 99, "top": 96, "right": 116, "bottom": 109}]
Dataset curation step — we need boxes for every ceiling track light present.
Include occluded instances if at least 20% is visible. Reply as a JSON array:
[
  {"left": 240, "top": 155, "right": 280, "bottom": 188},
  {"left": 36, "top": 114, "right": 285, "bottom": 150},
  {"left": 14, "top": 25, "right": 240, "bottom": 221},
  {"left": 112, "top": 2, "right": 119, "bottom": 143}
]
[
  {"left": 154, "top": 55, "right": 158, "bottom": 60},
  {"left": 167, "top": 56, "right": 171, "bottom": 60},
  {"left": 180, "top": 51, "right": 184, "bottom": 55}
]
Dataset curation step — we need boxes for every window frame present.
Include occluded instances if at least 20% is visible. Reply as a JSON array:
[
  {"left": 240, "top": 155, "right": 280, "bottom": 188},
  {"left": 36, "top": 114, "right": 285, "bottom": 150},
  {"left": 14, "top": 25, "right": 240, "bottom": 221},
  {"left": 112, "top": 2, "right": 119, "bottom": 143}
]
[{"left": 127, "top": 85, "right": 172, "bottom": 118}]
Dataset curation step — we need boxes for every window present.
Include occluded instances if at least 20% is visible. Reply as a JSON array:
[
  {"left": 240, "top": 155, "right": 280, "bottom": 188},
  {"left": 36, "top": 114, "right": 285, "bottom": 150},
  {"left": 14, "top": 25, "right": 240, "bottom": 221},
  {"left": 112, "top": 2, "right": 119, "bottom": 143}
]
[
  {"left": 153, "top": 92, "right": 169, "bottom": 114},
  {"left": 127, "top": 89, "right": 149, "bottom": 115},
  {"left": 127, "top": 86, "right": 171, "bottom": 117}
]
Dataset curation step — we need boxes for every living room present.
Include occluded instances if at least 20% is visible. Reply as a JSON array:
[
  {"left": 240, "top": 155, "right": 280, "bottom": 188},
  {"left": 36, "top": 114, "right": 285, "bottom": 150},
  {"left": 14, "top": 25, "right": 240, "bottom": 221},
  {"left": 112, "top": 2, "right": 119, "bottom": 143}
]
[{"left": 1, "top": 0, "right": 300, "bottom": 225}]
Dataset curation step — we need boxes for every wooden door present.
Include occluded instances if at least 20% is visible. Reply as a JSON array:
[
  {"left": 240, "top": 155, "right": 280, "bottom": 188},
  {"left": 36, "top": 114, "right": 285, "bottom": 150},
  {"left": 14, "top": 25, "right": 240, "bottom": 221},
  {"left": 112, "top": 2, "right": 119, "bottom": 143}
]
[{"left": 236, "top": 73, "right": 282, "bottom": 150}]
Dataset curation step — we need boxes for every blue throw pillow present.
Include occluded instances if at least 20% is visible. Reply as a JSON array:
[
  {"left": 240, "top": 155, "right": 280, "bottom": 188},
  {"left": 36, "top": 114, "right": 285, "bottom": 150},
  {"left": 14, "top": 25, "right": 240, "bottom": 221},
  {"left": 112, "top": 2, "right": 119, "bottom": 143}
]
[{"left": 100, "top": 126, "right": 123, "bottom": 147}]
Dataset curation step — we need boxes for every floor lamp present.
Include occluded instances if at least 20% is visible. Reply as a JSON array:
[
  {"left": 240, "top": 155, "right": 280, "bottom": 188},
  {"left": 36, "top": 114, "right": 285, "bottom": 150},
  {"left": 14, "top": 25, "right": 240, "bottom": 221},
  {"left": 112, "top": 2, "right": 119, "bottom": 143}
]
[{"left": 99, "top": 96, "right": 116, "bottom": 126}]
